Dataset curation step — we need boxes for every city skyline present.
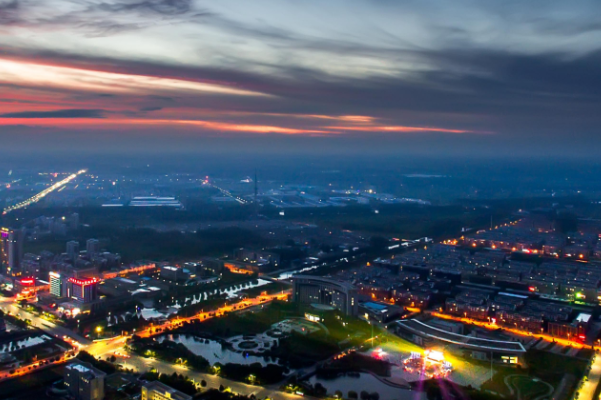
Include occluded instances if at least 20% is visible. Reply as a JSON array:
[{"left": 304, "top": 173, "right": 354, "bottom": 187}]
[{"left": 1, "top": 0, "right": 601, "bottom": 157}]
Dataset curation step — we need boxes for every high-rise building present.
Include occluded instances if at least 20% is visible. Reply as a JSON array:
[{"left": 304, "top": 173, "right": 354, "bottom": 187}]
[
  {"left": 69, "top": 213, "right": 80, "bottom": 230},
  {"left": 67, "top": 241, "right": 80, "bottom": 262},
  {"left": 86, "top": 239, "right": 100, "bottom": 257},
  {"left": 0, "top": 227, "right": 9, "bottom": 266},
  {"left": 141, "top": 381, "right": 192, "bottom": 400},
  {"left": 64, "top": 362, "right": 106, "bottom": 400},
  {"left": 49, "top": 271, "right": 62, "bottom": 297},
  {"left": 67, "top": 277, "right": 99, "bottom": 303},
  {"left": 4, "top": 228, "right": 24, "bottom": 276}
]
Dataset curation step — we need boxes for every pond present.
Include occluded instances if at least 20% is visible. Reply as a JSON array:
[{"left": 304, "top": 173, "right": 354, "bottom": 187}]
[
  {"left": 158, "top": 334, "right": 276, "bottom": 366},
  {"left": 308, "top": 373, "right": 422, "bottom": 400},
  {"left": 275, "top": 264, "right": 320, "bottom": 280},
  {"left": 0, "top": 335, "right": 51, "bottom": 354}
]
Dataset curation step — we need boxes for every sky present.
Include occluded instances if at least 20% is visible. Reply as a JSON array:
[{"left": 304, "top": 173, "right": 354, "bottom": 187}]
[{"left": 1, "top": 0, "right": 601, "bottom": 157}]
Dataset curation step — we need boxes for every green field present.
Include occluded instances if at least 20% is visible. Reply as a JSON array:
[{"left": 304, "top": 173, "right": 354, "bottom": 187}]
[
  {"left": 481, "top": 349, "right": 588, "bottom": 399},
  {"left": 507, "top": 375, "right": 554, "bottom": 400}
]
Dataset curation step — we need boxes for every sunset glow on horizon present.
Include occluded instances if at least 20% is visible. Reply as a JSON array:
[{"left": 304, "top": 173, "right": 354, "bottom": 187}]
[{"left": 0, "top": 0, "right": 599, "bottom": 155}]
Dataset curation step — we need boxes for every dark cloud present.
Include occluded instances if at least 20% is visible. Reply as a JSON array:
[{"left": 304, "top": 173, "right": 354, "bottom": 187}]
[
  {"left": 139, "top": 106, "right": 162, "bottom": 112},
  {"left": 0, "top": 0, "right": 19, "bottom": 24},
  {"left": 0, "top": 109, "right": 105, "bottom": 118},
  {"left": 0, "top": 0, "right": 212, "bottom": 36},
  {"left": 3, "top": 44, "right": 601, "bottom": 138},
  {"left": 533, "top": 19, "right": 601, "bottom": 36},
  {"left": 94, "top": 0, "right": 194, "bottom": 16}
]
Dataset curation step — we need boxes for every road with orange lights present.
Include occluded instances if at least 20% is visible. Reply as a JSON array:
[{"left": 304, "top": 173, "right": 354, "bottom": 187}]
[
  {"left": 101, "top": 263, "right": 157, "bottom": 279},
  {"left": 82, "top": 291, "right": 303, "bottom": 400},
  {"left": 0, "top": 291, "right": 293, "bottom": 394},
  {"left": 86, "top": 291, "right": 291, "bottom": 358},
  {"left": 430, "top": 311, "right": 588, "bottom": 349},
  {"left": 0, "top": 351, "right": 76, "bottom": 381}
]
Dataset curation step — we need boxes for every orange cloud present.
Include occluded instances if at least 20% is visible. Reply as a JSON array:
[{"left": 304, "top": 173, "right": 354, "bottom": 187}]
[
  {"left": 0, "top": 115, "right": 487, "bottom": 135},
  {"left": 326, "top": 125, "right": 490, "bottom": 134},
  {"left": 0, "top": 58, "right": 269, "bottom": 97},
  {"left": 0, "top": 117, "right": 332, "bottom": 135},
  {"left": 158, "top": 119, "right": 333, "bottom": 134}
]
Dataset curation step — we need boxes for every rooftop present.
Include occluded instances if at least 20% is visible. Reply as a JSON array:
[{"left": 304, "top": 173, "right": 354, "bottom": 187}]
[{"left": 143, "top": 381, "right": 192, "bottom": 400}]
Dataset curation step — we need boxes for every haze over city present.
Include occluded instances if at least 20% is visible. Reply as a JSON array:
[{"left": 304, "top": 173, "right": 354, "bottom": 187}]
[{"left": 2, "top": 2, "right": 601, "bottom": 400}]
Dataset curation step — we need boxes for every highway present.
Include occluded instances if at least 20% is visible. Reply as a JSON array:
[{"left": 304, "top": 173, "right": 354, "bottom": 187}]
[
  {"left": 204, "top": 180, "right": 248, "bottom": 204},
  {"left": 2, "top": 169, "right": 87, "bottom": 215}
]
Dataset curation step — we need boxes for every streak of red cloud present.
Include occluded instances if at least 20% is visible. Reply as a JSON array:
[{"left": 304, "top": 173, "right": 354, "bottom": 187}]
[
  {"left": 157, "top": 119, "right": 333, "bottom": 134},
  {"left": 0, "top": 116, "right": 485, "bottom": 135},
  {"left": 326, "top": 125, "right": 491, "bottom": 134},
  {"left": 0, "top": 117, "right": 333, "bottom": 135},
  {"left": 235, "top": 113, "right": 375, "bottom": 123}
]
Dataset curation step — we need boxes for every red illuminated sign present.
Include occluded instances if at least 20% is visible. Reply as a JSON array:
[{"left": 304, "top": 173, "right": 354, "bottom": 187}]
[
  {"left": 20, "top": 278, "right": 35, "bottom": 286},
  {"left": 68, "top": 277, "right": 99, "bottom": 286},
  {"left": 528, "top": 286, "right": 535, "bottom": 292},
  {"left": 579, "top": 334, "right": 586, "bottom": 340}
]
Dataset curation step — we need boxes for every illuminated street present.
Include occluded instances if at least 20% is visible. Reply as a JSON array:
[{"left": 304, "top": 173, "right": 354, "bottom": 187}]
[
  {"left": 2, "top": 169, "right": 87, "bottom": 215},
  {"left": 430, "top": 311, "right": 588, "bottom": 350},
  {"left": 0, "top": 291, "right": 291, "bottom": 386},
  {"left": 117, "top": 354, "right": 306, "bottom": 400},
  {"left": 576, "top": 353, "right": 601, "bottom": 400}
]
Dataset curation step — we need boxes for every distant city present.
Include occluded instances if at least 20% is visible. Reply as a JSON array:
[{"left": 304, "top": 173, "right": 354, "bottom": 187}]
[{"left": 0, "top": 163, "right": 599, "bottom": 400}]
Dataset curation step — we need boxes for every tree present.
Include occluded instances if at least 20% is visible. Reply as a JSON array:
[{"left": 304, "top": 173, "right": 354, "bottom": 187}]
[
  {"left": 219, "top": 384, "right": 225, "bottom": 392},
  {"left": 426, "top": 386, "right": 442, "bottom": 400},
  {"left": 369, "top": 236, "right": 389, "bottom": 250},
  {"left": 556, "top": 212, "right": 578, "bottom": 233},
  {"left": 370, "top": 393, "right": 379, "bottom": 400},
  {"left": 201, "top": 380, "right": 207, "bottom": 387},
  {"left": 360, "top": 391, "right": 370, "bottom": 400},
  {"left": 314, "top": 383, "right": 327, "bottom": 396},
  {"left": 335, "top": 390, "right": 343, "bottom": 398},
  {"left": 348, "top": 391, "right": 358, "bottom": 399}
]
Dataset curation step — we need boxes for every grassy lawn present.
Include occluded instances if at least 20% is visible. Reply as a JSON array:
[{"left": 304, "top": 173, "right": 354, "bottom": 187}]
[
  {"left": 480, "top": 365, "right": 522, "bottom": 396},
  {"left": 373, "top": 332, "right": 423, "bottom": 355},
  {"left": 481, "top": 349, "right": 587, "bottom": 399},
  {"left": 509, "top": 375, "right": 553, "bottom": 400},
  {"left": 188, "top": 300, "right": 298, "bottom": 336},
  {"left": 525, "top": 349, "right": 588, "bottom": 382}
]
